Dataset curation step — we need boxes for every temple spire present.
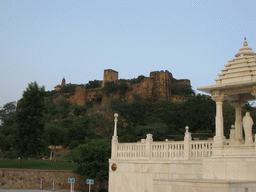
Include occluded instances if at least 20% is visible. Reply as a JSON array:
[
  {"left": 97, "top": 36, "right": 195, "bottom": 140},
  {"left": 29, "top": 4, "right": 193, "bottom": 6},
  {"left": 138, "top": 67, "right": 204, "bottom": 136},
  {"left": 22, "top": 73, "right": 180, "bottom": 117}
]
[{"left": 243, "top": 37, "right": 248, "bottom": 46}]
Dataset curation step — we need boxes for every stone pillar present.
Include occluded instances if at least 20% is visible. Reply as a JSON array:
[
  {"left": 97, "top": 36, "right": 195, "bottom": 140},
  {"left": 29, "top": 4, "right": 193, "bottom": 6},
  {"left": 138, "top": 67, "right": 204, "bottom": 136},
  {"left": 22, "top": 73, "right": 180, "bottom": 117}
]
[
  {"left": 146, "top": 134, "right": 153, "bottom": 159},
  {"left": 184, "top": 126, "right": 191, "bottom": 159},
  {"left": 111, "top": 113, "right": 119, "bottom": 159},
  {"left": 231, "top": 101, "right": 244, "bottom": 145},
  {"left": 212, "top": 93, "right": 226, "bottom": 146}
]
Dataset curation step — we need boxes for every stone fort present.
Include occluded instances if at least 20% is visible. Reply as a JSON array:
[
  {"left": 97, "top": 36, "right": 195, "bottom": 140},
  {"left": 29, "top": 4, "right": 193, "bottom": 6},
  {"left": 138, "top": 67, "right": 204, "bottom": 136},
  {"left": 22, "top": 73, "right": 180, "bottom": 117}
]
[{"left": 54, "top": 69, "right": 190, "bottom": 105}]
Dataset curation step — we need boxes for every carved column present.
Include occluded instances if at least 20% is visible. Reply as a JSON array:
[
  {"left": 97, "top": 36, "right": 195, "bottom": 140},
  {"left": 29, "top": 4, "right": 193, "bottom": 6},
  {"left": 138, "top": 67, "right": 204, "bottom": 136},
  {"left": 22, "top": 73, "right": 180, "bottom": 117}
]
[
  {"left": 212, "top": 92, "right": 226, "bottom": 146},
  {"left": 231, "top": 100, "right": 244, "bottom": 145}
]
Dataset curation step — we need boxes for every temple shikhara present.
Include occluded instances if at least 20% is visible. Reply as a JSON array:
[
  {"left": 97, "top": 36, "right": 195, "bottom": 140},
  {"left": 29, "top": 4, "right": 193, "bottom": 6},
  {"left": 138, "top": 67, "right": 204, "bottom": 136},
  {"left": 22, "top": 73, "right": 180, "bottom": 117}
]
[{"left": 108, "top": 38, "right": 256, "bottom": 192}]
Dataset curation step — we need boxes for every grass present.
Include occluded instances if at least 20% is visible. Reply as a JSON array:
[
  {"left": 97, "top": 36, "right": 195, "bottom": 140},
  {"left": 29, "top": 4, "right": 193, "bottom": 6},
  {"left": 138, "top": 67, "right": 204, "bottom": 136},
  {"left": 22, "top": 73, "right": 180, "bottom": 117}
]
[{"left": 0, "top": 159, "right": 79, "bottom": 171}]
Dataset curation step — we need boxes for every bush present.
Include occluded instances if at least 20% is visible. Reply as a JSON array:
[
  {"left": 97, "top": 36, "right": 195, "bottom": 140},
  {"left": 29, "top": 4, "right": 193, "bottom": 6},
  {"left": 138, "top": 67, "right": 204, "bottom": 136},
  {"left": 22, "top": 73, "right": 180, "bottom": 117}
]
[
  {"left": 71, "top": 105, "right": 87, "bottom": 116},
  {"left": 170, "top": 84, "right": 195, "bottom": 97},
  {"left": 91, "top": 94, "right": 102, "bottom": 104},
  {"left": 102, "top": 81, "right": 119, "bottom": 96},
  {"left": 132, "top": 93, "right": 142, "bottom": 101},
  {"left": 6, "top": 148, "right": 19, "bottom": 159},
  {"left": 59, "top": 84, "right": 76, "bottom": 95},
  {"left": 85, "top": 80, "right": 101, "bottom": 89},
  {"left": 69, "top": 140, "right": 80, "bottom": 150}
]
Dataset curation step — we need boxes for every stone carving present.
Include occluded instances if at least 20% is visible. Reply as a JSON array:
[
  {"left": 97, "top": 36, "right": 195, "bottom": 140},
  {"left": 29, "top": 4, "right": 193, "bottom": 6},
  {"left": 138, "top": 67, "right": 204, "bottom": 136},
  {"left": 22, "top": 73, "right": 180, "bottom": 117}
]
[
  {"left": 243, "top": 112, "right": 254, "bottom": 144},
  {"left": 229, "top": 128, "right": 235, "bottom": 145}
]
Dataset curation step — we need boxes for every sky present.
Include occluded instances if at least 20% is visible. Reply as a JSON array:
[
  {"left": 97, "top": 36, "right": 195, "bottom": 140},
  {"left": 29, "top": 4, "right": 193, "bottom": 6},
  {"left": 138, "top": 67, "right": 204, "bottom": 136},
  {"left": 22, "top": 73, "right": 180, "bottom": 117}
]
[{"left": 1, "top": 0, "right": 256, "bottom": 108}]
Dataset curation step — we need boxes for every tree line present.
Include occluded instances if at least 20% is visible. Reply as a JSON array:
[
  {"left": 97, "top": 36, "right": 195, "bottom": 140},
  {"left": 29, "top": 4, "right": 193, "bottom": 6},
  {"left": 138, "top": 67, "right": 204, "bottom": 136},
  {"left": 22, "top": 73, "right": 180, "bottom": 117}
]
[{"left": 1, "top": 81, "right": 256, "bottom": 181}]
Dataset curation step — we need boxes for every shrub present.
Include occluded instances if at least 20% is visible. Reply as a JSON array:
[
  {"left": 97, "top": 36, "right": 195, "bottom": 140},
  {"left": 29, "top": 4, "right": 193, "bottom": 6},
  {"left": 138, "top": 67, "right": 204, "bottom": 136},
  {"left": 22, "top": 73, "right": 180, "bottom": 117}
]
[
  {"left": 102, "top": 81, "right": 119, "bottom": 96},
  {"left": 170, "top": 84, "right": 195, "bottom": 97},
  {"left": 85, "top": 80, "right": 101, "bottom": 89},
  {"left": 59, "top": 84, "right": 76, "bottom": 95}
]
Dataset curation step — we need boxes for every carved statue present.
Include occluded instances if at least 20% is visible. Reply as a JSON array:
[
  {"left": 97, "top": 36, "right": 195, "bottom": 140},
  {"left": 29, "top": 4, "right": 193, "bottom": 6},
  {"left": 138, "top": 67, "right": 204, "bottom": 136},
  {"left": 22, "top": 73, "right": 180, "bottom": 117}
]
[{"left": 242, "top": 112, "right": 254, "bottom": 144}]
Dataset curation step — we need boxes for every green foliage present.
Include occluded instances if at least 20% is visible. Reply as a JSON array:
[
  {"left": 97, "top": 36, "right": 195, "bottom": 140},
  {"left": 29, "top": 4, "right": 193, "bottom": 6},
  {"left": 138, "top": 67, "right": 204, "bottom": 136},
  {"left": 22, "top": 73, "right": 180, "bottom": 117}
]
[
  {"left": 171, "top": 84, "right": 195, "bottom": 97},
  {"left": 6, "top": 148, "right": 19, "bottom": 159},
  {"left": 0, "top": 101, "right": 16, "bottom": 126},
  {"left": 59, "top": 84, "right": 76, "bottom": 96},
  {"left": 44, "top": 98, "right": 58, "bottom": 123},
  {"left": 63, "top": 139, "right": 111, "bottom": 181},
  {"left": 91, "top": 94, "right": 103, "bottom": 104},
  {"left": 135, "top": 123, "right": 169, "bottom": 141},
  {"left": 45, "top": 90, "right": 57, "bottom": 98},
  {"left": 132, "top": 93, "right": 142, "bottom": 101},
  {"left": 56, "top": 98, "right": 72, "bottom": 119},
  {"left": 15, "top": 82, "right": 47, "bottom": 166},
  {"left": 69, "top": 140, "right": 80, "bottom": 150},
  {"left": 71, "top": 105, "right": 87, "bottom": 116},
  {"left": 130, "top": 75, "right": 145, "bottom": 85},
  {"left": 110, "top": 100, "right": 157, "bottom": 126},
  {"left": 0, "top": 159, "right": 78, "bottom": 170},
  {"left": 179, "top": 94, "right": 215, "bottom": 133},
  {"left": 67, "top": 117, "right": 90, "bottom": 143},
  {"left": 89, "top": 113, "right": 113, "bottom": 137},
  {"left": 102, "top": 80, "right": 129, "bottom": 98},
  {"left": 223, "top": 101, "right": 235, "bottom": 136},
  {"left": 155, "top": 100, "right": 181, "bottom": 130},
  {"left": 0, "top": 125, "right": 17, "bottom": 156},
  {"left": 85, "top": 80, "right": 101, "bottom": 89},
  {"left": 102, "top": 81, "right": 119, "bottom": 96},
  {"left": 119, "top": 79, "right": 129, "bottom": 97},
  {"left": 138, "top": 75, "right": 145, "bottom": 80},
  {"left": 45, "top": 124, "right": 67, "bottom": 146}
]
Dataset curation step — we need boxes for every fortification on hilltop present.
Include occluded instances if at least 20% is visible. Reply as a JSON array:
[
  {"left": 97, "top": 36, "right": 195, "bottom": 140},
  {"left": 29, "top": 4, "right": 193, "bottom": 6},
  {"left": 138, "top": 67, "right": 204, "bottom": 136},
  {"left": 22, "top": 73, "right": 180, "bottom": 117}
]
[
  {"left": 103, "top": 69, "right": 118, "bottom": 86},
  {"left": 54, "top": 69, "right": 191, "bottom": 105}
]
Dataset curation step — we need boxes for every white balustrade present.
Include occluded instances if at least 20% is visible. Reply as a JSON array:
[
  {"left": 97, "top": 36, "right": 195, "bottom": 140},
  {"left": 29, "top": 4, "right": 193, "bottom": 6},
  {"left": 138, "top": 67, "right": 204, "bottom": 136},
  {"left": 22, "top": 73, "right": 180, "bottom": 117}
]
[
  {"left": 116, "top": 143, "right": 146, "bottom": 159},
  {"left": 114, "top": 140, "right": 213, "bottom": 160},
  {"left": 190, "top": 141, "right": 212, "bottom": 158},
  {"left": 111, "top": 114, "right": 213, "bottom": 161},
  {"left": 151, "top": 142, "right": 184, "bottom": 159}
]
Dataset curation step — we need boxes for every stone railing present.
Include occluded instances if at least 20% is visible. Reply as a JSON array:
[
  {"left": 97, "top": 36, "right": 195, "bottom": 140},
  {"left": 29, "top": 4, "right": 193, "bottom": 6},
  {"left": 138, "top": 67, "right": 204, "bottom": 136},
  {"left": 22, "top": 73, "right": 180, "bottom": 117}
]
[
  {"left": 151, "top": 141, "right": 185, "bottom": 159},
  {"left": 112, "top": 128, "right": 213, "bottom": 160},
  {"left": 116, "top": 143, "right": 147, "bottom": 159},
  {"left": 190, "top": 141, "right": 212, "bottom": 158}
]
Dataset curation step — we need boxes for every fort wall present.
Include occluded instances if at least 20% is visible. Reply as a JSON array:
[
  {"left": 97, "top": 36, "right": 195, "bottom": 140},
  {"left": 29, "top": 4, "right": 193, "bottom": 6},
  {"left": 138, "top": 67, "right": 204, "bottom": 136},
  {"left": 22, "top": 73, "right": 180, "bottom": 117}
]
[{"left": 54, "top": 70, "right": 191, "bottom": 106}]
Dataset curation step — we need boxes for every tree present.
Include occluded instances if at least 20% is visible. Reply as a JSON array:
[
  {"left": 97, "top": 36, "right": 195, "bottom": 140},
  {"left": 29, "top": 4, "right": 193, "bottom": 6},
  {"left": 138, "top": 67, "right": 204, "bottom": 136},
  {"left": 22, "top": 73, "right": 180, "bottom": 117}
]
[
  {"left": 180, "top": 94, "right": 216, "bottom": 133},
  {"left": 63, "top": 139, "right": 111, "bottom": 181},
  {"left": 170, "top": 84, "right": 195, "bottom": 97},
  {"left": 45, "top": 123, "right": 67, "bottom": 161},
  {"left": 0, "top": 101, "right": 16, "bottom": 126},
  {"left": 85, "top": 80, "right": 101, "bottom": 89},
  {"left": 0, "top": 125, "right": 17, "bottom": 158},
  {"left": 59, "top": 83, "right": 76, "bottom": 95},
  {"left": 15, "top": 82, "right": 46, "bottom": 167},
  {"left": 56, "top": 98, "right": 72, "bottom": 119}
]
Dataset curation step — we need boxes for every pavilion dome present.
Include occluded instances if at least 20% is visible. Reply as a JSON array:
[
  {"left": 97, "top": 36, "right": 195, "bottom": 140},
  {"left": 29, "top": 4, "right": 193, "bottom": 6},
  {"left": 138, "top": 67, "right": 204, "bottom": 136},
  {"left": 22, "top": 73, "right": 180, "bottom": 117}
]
[{"left": 215, "top": 38, "right": 256, "bottom": 85}]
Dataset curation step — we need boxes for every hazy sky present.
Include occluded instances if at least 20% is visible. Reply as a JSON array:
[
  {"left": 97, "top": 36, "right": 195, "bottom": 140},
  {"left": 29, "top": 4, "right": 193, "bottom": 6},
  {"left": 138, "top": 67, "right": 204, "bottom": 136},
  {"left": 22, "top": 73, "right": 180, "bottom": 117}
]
[{"left": 1, "top": 0, "right": 256, "bottom": 108}]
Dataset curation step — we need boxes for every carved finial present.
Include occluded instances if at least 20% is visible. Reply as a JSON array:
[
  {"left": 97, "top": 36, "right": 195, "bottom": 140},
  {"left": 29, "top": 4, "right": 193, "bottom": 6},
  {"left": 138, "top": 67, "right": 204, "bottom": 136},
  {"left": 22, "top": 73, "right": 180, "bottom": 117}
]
[
  {"left": 244, "top": 37, "right": 248, "bottom": 46},
  {"left": 185, "top": 126, "right": 189, "bottom": 133},
  {"left": 114, "top": 113, "right": 118, "bottom": 137}
]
